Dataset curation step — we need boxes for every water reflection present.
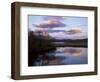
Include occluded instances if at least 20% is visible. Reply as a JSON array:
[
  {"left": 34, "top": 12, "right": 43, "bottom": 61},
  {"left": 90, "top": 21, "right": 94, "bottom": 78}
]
[
  {"left": 56, "top": 47, "right": 82, "bottom": 56},
  {"left": 32, "top": 47, "right": 87, "bottom": 66}
]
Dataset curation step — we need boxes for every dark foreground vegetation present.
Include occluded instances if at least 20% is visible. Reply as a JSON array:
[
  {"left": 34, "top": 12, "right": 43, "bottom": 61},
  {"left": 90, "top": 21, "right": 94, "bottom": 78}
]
[{"left": 28, "top": 31, "right": 56, "bottom": 66}]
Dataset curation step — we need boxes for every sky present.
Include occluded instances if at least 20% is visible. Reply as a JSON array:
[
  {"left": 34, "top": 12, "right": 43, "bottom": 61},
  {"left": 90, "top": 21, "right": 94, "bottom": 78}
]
[{"left": 28, "top": 15, "right": 88, "bottom": 40}]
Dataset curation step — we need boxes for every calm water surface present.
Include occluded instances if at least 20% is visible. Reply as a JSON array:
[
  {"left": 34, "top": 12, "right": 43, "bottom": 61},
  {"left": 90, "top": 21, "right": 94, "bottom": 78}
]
[{"left": 33, "top": 47, "right": 88, "bottom": 66}]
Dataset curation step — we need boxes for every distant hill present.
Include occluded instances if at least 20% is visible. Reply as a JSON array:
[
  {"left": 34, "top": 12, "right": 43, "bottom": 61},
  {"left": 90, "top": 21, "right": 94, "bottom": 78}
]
[{"left": 46, "top": 38, "right": 88, "bottom": 42}]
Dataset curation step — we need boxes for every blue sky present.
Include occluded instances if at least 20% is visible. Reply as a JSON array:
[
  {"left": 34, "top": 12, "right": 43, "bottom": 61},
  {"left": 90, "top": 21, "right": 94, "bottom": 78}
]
[{"left": 28, "top": 15, "right": 88, "bottom": 39}]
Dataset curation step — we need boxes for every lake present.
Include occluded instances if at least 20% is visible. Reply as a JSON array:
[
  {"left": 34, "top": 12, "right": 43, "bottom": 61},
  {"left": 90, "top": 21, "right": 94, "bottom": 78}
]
[{"left": 33, "top": 47, "right": 88, "bottom": 66}]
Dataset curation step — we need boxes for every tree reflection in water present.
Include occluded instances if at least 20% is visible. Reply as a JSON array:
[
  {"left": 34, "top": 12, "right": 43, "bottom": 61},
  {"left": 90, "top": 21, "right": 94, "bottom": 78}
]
[{"left": 31, "top": 47, "right": 87, "bottom": 66}]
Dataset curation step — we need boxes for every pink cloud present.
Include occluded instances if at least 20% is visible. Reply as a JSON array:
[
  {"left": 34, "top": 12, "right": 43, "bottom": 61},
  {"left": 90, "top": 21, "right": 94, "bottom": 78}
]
[
  {"left": 65, "top": 28, "right": 82, "bottom": 34},
  {"left": 33, "top": 16, "right": 66, "bottom": 28},
  {"left": 49, "top": 30, "right": 87, "bottom": 40},
  {"left": 44, "top": 16, "right": 65, "bottom": 21}
]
